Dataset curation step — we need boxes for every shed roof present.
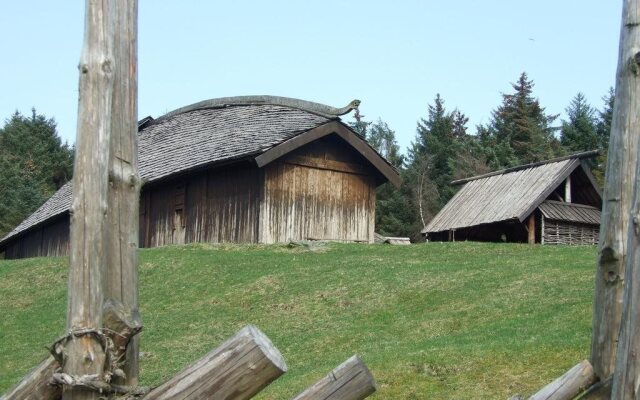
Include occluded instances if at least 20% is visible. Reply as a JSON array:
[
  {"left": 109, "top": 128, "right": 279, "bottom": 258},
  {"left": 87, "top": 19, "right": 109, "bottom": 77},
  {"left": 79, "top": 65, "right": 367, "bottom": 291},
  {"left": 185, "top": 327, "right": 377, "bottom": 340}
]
[
  {"left": 539, "top": 200, "right": 601, "bottom": 225},
  {"left": 1, "top": 98, "right": 398, "bottom": 248},
  {"left": 422, "top": 153, "right": 600, "bottom": 234}
]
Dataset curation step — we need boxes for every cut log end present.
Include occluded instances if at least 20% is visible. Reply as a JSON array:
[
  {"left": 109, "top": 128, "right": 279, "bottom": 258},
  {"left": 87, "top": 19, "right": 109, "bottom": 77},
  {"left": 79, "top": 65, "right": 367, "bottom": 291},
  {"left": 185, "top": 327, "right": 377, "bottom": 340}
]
[
  {"left": 292, "top": 355, "right": 377, "bottom": 400},
  {"left": 244, "top": 324, "right": 288, "bottom": 373},
  {"left": 528, "top": 360, "right": 597, "bottom": 400}
]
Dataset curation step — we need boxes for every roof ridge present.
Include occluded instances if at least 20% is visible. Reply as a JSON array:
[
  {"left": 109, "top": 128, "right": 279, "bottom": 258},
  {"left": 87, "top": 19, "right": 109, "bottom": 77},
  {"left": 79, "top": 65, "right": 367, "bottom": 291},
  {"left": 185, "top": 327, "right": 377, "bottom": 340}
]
[
  {"left": 151, "top": 96, "right": 360, "bottom": 124},
  {"left": 451, "top": 150, "right": 600, "bottom": 186}
]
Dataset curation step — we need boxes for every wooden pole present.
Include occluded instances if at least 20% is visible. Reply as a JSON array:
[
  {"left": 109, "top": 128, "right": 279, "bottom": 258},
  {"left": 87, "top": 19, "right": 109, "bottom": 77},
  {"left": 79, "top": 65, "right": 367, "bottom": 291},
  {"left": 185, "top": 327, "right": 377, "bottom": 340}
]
[
  {"left": 591, "top": 0, "right": 640, "bottom": 382},
  {"left": 291, "top": 356, "right": 377, "bottom": 400},
  {"left": 106, "top": 0, "right": 141, "bottom": 386},
  {"left": 528, "top": 214, "right": 536, "bottom": 245},
  {"left": 527, "top": 360, "right": 596, "bottom": 400},
  {"left": 142, "top": 325, "right": 287, "bottom": 400},
  {"left": 63, "top": 0, "right": 115, "bottom": 398},
  {"left": 564, "top": 176, "right": 572, "bottom": 203}
]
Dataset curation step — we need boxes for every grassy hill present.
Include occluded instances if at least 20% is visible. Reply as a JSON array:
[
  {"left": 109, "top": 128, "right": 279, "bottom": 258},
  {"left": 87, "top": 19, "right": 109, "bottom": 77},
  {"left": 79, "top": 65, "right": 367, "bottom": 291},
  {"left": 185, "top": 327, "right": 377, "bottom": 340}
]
[{"left": 0, "top": 242, "right": 596, "bottom": 399}]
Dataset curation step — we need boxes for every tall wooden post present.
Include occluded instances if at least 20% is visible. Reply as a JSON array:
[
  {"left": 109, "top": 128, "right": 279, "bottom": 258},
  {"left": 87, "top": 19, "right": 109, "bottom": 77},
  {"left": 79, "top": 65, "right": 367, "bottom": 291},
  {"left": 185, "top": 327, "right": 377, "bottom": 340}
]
[
  {"left": 63, "top": 0, "right": 115, "bottom": 398},
  {"left": 107, "top": 0, "right": 140, "bottom": 385},
  {"left": 590, "top": 0, "right": 640, "bottom": 381},
  {"left": 610, "top": 3, "right": 640, "bottom": 396}
]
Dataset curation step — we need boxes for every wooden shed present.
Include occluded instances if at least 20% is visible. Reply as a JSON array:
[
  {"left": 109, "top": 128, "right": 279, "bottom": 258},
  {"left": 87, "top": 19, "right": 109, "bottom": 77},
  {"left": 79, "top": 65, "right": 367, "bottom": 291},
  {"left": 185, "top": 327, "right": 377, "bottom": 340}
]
[
  {"left": 422, "top": 151, "right": 602, "bottom": 245},
  {"left": 0, "top": 96, "right": 400, "bottom": 259}
]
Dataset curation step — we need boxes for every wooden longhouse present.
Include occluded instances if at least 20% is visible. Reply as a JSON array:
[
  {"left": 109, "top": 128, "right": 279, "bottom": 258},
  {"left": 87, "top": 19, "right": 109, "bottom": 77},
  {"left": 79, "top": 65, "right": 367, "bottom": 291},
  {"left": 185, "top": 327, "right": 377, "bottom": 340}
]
[
  {"left": 422, "top": 151, "right": 602, "bottom": 245},
  {"left": 0, "top": 96, "right": 400, "bottom": 259}
]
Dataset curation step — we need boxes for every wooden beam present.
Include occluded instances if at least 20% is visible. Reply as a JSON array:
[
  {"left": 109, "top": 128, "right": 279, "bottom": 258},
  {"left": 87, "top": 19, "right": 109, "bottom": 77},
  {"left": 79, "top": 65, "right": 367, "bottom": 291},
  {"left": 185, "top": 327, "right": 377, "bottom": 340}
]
[
  {"left": 142, "top": 325, "right": 287, "bottom": 400},
  {"left": 254, "top": 121, "right": 401, "bottom": 188},
  {"left": 564, "top": 175, "right": 572, "bottom": 203},
  {"left": 0, "top": 357, "right": 61, "bottom": 400},
  {"left": 291, "top": 356, "right": 377, "bottom": 400},
  {"left": 528, "top": 214, "right": 536, "bottom": 245},
  {"left": 63, "top": 0, "right": 115, "bottom": 398},
  {"left": 106, "top": 0, "right": 141, "bottom": 386},
  {"left": 527, "top": 360, "right": 597, "bottom": 400},
  {"left": 591, "top": 0, "right": 640, "bottom": 382}
]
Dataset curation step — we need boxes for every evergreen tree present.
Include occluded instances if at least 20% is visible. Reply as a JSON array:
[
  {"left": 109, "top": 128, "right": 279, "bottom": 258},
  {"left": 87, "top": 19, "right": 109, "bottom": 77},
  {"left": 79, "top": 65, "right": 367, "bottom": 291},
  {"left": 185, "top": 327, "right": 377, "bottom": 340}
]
[
  {"left": 560, "top": 92, "right": 599, "bottom": 152},
  {"left": 363, "top": 119, "right": 412, "bottom": 237},
  {"left": 0, "top": 110, "right": 74, "bottom": 237},
  {"left": 404, "top": 94, "right": 480, "bottom": 239},
  {"left": 592, "top": 87, "right": 615, "bottom": 185},
  {"left": 480, "top": 72, "right": 560, "bottom": 168}
]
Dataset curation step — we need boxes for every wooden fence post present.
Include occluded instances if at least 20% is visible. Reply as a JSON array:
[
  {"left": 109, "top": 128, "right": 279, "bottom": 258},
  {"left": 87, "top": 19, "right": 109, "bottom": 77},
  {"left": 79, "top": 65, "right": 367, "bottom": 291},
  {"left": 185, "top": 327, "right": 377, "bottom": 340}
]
[
  {"left": 291, "top": 356, "right": 377, "bottom": 400},
  {"left": 142, "top": 325, "right": 287, "bottom": 400},
  {"left": 590, "top": 0, "right": 640, "bottom": 381},
  {"left": 106, "top": 0, "right": 141, "bottom": 386}
]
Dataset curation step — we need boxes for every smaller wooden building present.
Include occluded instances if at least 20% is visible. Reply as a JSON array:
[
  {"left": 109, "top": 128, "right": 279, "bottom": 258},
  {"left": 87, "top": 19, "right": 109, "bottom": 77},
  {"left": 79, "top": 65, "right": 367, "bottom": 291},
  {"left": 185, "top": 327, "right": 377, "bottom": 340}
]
[
  {"left": 0, "top": 96, "right": 400, "bottom": 259},
  {"left": 422, "top": 151, "right": 602, "bottom": 245}
]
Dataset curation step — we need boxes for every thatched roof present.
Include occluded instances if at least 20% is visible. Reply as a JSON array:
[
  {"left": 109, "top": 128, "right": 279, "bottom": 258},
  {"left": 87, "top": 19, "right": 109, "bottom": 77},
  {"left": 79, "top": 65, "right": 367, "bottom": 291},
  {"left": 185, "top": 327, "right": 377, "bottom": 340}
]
[
  {"left": 1, "top": 98, "right": 397, "bottom": 248},
  {"left": 422, "top": 152, "right": 601, "bottom": 234}
]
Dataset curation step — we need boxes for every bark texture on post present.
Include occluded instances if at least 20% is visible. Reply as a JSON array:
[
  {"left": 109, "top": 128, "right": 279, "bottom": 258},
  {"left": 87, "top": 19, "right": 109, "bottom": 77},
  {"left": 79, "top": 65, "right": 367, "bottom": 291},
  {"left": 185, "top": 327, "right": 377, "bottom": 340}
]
[
  {"left": 611, "top": 3, "right": 640, "bottom": 392},
  {"left": 291, "top": 356, "right": 377, "bottom": 400},
  {"left": 142, "top": 325, "right": 287, "bottom": 400},
  {"left": 527, "top": 360, "right": 596, "bottom": 400},
  {"left": 0, "top": 357, "right": 61, "bottom": 400},
  {"left": 106, "top": 0, "right": 140, "bottom": 386},
  {"left": 590, "top": 0, "right": 640, "bottom": 380},
  {"left": 63, "top": 0, "right": 114, "bottom": 398}
]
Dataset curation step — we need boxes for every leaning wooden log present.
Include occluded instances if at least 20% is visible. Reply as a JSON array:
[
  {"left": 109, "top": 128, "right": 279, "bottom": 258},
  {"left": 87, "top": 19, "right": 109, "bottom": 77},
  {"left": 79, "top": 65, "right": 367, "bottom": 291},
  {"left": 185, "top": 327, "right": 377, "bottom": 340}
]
[
  {"left": 590, "top": 0, "right": 640, "bottom": 380},
  {"left": 63, "top": 0, "right": 116, "bottom": 398},
  {"left": 291, "top": 355, "right": 377, "bottom": 400},
  {"left": 577, "top": 377, "right": 611, "bottom": 400},
  {"left": 0, "top": 357, "right": 61, "bottom": 400},
  {"left": 528, "top": 360, "right": 597, "bottom": 400},
  {"left": 142, "top": 325, "right": 286, "bottom": 400}
]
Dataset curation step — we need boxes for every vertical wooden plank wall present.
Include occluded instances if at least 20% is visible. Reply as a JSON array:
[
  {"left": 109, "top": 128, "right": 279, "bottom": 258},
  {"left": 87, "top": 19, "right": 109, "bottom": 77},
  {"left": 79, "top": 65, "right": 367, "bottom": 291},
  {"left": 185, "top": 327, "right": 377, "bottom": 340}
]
[
  {"left": 259, "top": 136, "right": 377, "bottom": 244},
  {"left": 139, "top": 164, "right": 261, "bottom": 247}
]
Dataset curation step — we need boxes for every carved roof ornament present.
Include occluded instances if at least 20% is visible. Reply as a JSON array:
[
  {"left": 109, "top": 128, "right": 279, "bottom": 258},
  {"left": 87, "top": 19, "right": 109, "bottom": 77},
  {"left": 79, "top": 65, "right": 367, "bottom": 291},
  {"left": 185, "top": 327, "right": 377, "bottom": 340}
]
[{"left": 157, "top": 96, "right": 361, "bottom": 122}]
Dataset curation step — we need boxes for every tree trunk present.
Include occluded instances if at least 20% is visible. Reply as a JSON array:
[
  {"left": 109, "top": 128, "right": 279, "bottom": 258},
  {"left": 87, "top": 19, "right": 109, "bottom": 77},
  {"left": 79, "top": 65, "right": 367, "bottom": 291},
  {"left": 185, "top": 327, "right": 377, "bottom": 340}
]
[
  {"left": 63, "top": 0, "right": 115, "bottom": 398},
  {"left": 106, "top": 0, "right": 140, "bottom": 386},
  {"left": 0, "top": 357, "right": 61, "bottom": 400},
  {"left": 291, "top": 356, "right": 377, "bottom": 400},
  {"left": 142, "top": 325, "right": 287, "bottom": 400},
  {"left": 527, "top": 360, "right": 596, "bottom": 400},
  {"left": 590, "top": 0, "right": 640, "bottom": 380}
]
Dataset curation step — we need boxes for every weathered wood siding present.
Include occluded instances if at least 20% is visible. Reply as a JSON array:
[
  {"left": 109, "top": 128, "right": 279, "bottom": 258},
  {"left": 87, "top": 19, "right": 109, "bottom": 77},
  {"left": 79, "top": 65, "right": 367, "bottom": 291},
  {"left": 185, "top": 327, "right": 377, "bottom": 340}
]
[
  {"left": 543, "top": 219, "right": 599, "bottom": 245},
  {"left": 260, "top": 135, "right": 376, "bottom": 243},
  {"left": 3, "top": 217, "right": 69, "bottom": 259},
  {"left": 139, "top": 163, "right": 261, "bottom": 247}
]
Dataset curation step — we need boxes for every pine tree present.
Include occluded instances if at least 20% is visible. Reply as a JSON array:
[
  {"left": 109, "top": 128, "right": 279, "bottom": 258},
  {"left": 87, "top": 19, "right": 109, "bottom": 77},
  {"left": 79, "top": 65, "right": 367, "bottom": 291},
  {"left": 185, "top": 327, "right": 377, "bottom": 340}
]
[
  {"left": 592, "top": 87, "right": 615, "bottom": 186},
  {"left": 0, "top": 109, "right": 74, "bottom": 237},
  {"left": 560, "top": 93, "right": 599, "bottom": 152},
  {"left": 480, "top": 72, "right": 560, "bottom": 168}
]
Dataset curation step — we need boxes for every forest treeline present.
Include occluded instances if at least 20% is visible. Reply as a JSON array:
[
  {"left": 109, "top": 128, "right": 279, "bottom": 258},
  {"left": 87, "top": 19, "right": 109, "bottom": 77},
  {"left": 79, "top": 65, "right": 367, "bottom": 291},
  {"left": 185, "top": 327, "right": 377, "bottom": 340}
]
[
  {"left": 0, "top": 110, "right": 74, "bottom": 238},
  {"left": 353, "top": 72, "right": 614, "bottom": 241},
  {"left": 0, "top": 72, "right": 613, "bottom": 241}
]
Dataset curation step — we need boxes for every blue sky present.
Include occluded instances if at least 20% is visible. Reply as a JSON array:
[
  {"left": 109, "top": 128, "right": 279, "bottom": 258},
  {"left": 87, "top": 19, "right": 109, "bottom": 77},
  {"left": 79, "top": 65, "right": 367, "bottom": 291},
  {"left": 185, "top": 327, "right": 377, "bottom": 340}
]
[{"left": 0, "top": 1, "right": 621, "bottom": 151}]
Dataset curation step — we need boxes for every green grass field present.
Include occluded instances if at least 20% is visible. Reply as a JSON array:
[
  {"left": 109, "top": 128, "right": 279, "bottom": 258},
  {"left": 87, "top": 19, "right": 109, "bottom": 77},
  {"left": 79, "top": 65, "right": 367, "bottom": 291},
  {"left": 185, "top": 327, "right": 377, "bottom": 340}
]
[{"left": 0, "top": 242, "right": 597, "bottom": 399}]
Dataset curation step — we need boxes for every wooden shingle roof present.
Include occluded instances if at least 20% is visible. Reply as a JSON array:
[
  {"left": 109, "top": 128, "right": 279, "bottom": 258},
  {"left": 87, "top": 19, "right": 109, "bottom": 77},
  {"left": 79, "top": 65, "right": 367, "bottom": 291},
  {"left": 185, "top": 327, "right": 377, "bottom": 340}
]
[
  {"left": 422, "top": 152, "right": 600, "bottom": 234},
  {"left": 539, "top": 201, "right": 601, "bottom": 225},
  {"left": 1, "top": 98, "right": 398, "bottom": 247}
]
